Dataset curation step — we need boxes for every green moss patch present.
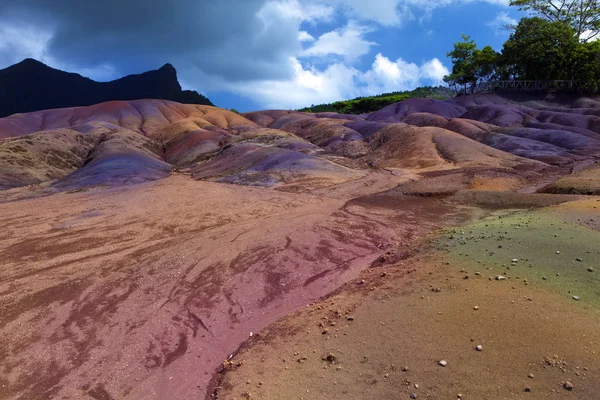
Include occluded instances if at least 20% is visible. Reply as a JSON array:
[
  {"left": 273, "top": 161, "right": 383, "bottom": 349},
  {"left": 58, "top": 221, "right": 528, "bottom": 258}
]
[{"left": 436, "top": 208, "right": 600, "bottom": 308}]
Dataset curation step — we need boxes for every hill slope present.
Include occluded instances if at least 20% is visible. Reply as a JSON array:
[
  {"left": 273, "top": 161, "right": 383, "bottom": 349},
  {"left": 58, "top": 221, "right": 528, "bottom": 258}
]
[{"left": 0, "top": 59, "right": 213, "bottom": 118}]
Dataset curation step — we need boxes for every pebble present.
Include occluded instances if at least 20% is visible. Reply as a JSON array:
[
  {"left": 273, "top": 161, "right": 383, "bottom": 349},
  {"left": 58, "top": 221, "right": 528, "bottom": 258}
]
[
  {"left": 495, "top": 275, "right": 506, "bottom": 281},
  {"left": 476, "top": 345, "right": 483, "bottom": 351},
  {"left": 346, "top": 316, "right": 355, "bottom": 321},
  {"left": 528, "top": 374, "right": 535, "bottom": 379},
  {"left": 572, "top": 296, "right": 580, "bottom": 301},
  {"left": 473, "top": 306, "right": 479, "bottom": 310},
  {"left": 556, "top": 251, "right": 561, "bottom": 254},
  {"left": 576, "top": 258, "right": 583, "bottom": 262},
  {"left": 563, "top": 381, "right": 574, "bottom": 391},
  {"left": 410, "top": 393, "right": 418, "bottom": 399},
  {"left": 524, "top": 387, "right": 532, "bottom": 392},
  {"left": 512, "top": 259, "right": 518, "bottom": 263},
  {"left": 588, "top": 267, "right": 594, "bottom": 272},
  {"left": 438, "top": 360, "right": 448, "bottom": 367}
]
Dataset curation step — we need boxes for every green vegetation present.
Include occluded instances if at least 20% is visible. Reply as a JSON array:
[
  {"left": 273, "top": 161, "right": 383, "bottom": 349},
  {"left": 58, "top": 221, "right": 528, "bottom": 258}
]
[
  {"left": 445, "top": 0, "right": 600, "bottom": 93},
  {"left": 510, "top": 0, "right": 600, "bottom": 41},
  {"left": 438, "top": 209, "right": 600, "bottom": 308},
  {"left": 298, "top": 86, "right": 455, "bottom": 114}
]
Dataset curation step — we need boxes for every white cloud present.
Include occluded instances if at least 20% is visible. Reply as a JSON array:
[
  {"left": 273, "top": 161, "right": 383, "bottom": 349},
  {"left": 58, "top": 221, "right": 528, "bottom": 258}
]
[
  {"left": 318, "top": 0, "right": 510, "bottom": 26},
  {"left": 229, "top": 53, "right": 450, "bottom": 109},
  {"left": 302, "top": 21, "right": 377, "bottom": 62},
  {"left": 580, "top": 30, "right": 599, "bottom": 42},
  {"left": 420, "top": 58, "right": 450, "bottom": 83},
  {"left": 262, "top": 0, "right": 334, "bottom": 22},
  {"left": 487, "top": 11, "right": 517, "bottom": 35},
  {"left": 298, "top": 31, "right": 315, "bottom": 42}
]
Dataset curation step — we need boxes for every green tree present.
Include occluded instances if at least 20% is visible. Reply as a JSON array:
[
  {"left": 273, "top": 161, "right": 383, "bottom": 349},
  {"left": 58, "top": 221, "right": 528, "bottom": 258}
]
[
  {"left": 501, "top": 17, "right": 580, "bottom": 80},
  {"left": 510, "top": 0, "right": 600, "bottom": 41},
  {"left": 444, "top": 37, "right": 500, "bottom": 92},
  {"left": 443, "top": 34, "right": 479, "bottom": 92},
  {"left": 571, "top": 40, "right": 600, "bottom": 89},
  {"left": 474, "top": 46, "right": 500, "bottom": 82}
]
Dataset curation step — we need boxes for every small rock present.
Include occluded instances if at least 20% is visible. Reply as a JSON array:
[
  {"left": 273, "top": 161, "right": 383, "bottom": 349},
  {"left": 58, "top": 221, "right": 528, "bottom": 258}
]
[
  {"left": 346, "top": 316, "right": 355, "bottom": 321},
  {"left": 528, "top": 374, "right": 535, "bottom": 379},
  {"left": 473, "top": 305, "right": 479, "bottom": 310},
  {"left": 401, "top": 366, "right": 409, "bottom": 372},
  {"left": 576, "top": 258, "right": 583, "bottom": 262},
  {"left": 438, "top": 360, "right": 448, "bottom": 367},
  {"left": 496, "top": 275, "right": 506, "bottom": 281},
  {"left": 563, "top": 381, "right": 573, "bottom": 391},
  {"left": 512, "top": 259, "right": 518, "bottom": 263},
  {"left": 476, "top": 345, "right": 483, "bottom": 351},
  {"left": 410, "top": 394, "right": 418, "bottom": 399},
  {"left": 556, "top": 251, "right": 561, "bottom": 254},
  {"left": 572, "top": 296, "right": 580, "bottom": 301},
  {"left": 524, "top": 387, "right": 532, "bottom": 392},
  {"left": 588, "top": 267, "right": 594, "bottom": 272}
]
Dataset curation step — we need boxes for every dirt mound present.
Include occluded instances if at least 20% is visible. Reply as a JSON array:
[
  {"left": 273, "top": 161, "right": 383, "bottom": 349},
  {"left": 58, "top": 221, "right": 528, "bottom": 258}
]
[
  {"left": 367, "top": 98, "right": 466, "bottom": 121},
  {"left": 542, "top": 162, "right": 600, "bottom": 195}
]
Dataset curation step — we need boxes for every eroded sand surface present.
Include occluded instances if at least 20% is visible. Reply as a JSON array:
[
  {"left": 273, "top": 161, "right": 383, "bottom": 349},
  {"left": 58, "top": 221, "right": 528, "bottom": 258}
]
[
  {"left": 0, "top": 171, "right": 484, "bottom": 399},
  {"left": 214, "top": 200, "right": 600, "bottom": 400},
  {"left": 1, "top": 94, "right": 600, "bottom": 400}
]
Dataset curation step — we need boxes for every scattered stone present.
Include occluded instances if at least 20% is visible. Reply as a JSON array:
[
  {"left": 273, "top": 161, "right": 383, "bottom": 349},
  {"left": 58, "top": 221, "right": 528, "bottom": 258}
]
[
  {"left": 476, "top": 345, "right": 483, "bottom": 351},
  {"left": 576, "top": 258, "right": 583, "bottom": 262},
  {"left": 556, "top": 251, "right": 561, "bottom": 254},
  {"left": 346, "top": 316, "right": 355, "bottom": 321},
  {"left": 572, "top": 296, "right": 580, "bottom": 301},
  {"left": 528, "top": 374, "right": 535, "bottom": 379},
  {"left": 512, "top": 259, "right": 518, "bottom": 263},
  {"left": 410, "top": 393, "right": 418, "bottom": 399},
  {"left": 563, "top": 381, "right": 574, "bottom": 391},
  {"left": 588, "top": 267, "right": 594, "bottom": 272},
  {"left": 401, "top": 366, "right": 409, "bottom": 372},
  {"left": 495, "top": 275, "right": 506, "bottom": 281},
  {"left": 438, "top": 360, "right": 447, "bottom": 367},
  {"left": 473, "top": 306, "right": 479, "bottom": 310},
  {"left": 524, "top": 387, "right": 532, "bottom": 392},
  {"left": 323, "top": 353, "right": 337, "bottom": 363}
]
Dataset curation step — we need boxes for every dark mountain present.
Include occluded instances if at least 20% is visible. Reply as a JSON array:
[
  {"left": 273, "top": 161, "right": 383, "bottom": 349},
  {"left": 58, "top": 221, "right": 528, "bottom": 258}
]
[{"left": 0, "top": 59, "right": 213, "bottom": 117}]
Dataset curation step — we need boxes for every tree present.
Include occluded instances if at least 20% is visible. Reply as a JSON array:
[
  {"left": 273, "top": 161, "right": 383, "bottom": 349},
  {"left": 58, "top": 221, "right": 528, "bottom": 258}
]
[
  {"left": 474, "top": 46, "right": 500, "bottom": 82},
  {"left": 571, "top": 40, "right": 600, "bottom": 89},
  {"left": 501, "top": 17, "right": 580, "bottom": 80},
  {"left": 444, "top": 36, "right": 500, "bottom": 92},
  {"left": 510, "top": 0, "right": 600, "bottom": 41},
  {"left": 443, "top": 35, "right": 479, "bottom": 92}
]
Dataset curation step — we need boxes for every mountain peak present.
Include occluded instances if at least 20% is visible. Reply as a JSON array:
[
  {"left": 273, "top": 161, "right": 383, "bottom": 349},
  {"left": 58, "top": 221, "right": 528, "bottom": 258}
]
[{"left": 0, "top": 60, "right": 213, "bottom": 117}]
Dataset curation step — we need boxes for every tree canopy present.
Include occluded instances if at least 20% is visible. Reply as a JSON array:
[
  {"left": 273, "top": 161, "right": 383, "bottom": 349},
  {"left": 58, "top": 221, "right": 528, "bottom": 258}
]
[
  {"left": 443, "top": 35, "right": 500, "bottom": 92},
  {"left": 444, "top": 15, "right": 600, "bottom": 92},
  {"left": 510, "top": 0, "right": 600, "bottom": 41},
  {"left": 502, "top": 17, "right": 580, "bottom": 80}
]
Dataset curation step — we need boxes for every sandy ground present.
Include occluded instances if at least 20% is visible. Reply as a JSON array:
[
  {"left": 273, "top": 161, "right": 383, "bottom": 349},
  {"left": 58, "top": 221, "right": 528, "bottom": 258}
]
[
  {"left": 0, "top": 170, "right": 484, "bottom": 400},
  {"left": 213, "top": 202, "right": 600, "bottom": 400}
]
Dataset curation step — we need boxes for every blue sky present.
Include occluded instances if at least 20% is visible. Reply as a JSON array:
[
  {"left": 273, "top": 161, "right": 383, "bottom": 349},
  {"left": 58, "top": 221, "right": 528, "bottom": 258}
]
[{"left": 0, "top": 1, "right": 523, "bottom": 111}]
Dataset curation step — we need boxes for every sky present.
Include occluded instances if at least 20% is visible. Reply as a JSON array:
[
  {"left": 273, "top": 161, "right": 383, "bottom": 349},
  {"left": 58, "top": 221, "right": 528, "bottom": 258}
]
[{"left": 0, "top": 0, "right": 523, "bottom": 111}]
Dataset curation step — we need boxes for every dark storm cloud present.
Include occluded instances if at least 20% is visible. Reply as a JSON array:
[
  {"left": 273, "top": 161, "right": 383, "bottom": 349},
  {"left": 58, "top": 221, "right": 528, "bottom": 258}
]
[{"left": 0, "top": 0, "right": 301, "bottom": 81}]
